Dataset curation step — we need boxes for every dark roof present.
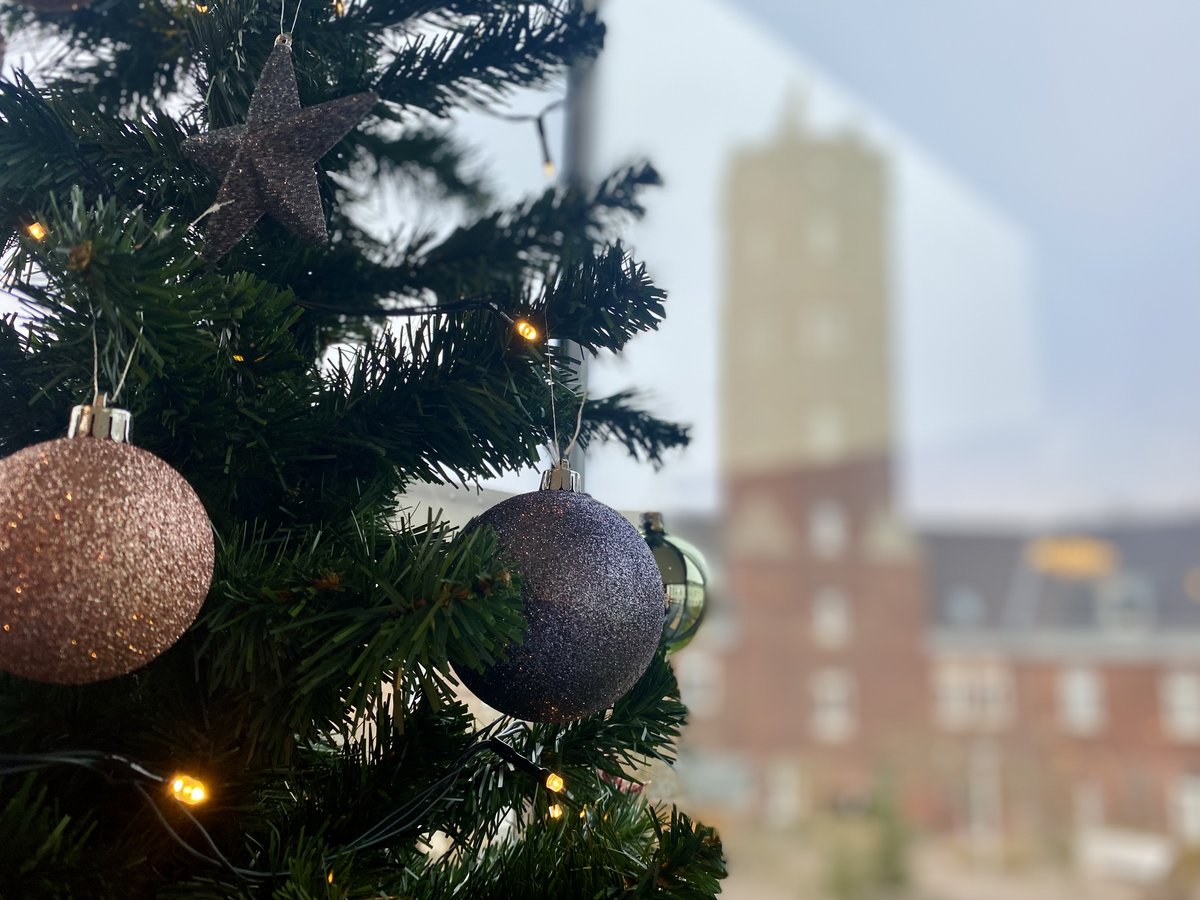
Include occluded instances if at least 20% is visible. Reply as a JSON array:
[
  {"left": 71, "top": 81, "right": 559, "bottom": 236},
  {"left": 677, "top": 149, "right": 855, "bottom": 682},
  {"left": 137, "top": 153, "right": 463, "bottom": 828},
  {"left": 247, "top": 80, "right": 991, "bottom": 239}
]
[{"left": 922, "top": 518, "right": 1200, "bottom": 637}]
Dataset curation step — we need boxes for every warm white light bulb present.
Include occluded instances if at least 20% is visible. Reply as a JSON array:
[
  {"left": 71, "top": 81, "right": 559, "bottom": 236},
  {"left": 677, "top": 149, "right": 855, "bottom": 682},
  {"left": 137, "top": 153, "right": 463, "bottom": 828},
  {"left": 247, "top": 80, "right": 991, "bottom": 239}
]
[{"left": 169, "top": 774, "right": 209, "bottom": 806}]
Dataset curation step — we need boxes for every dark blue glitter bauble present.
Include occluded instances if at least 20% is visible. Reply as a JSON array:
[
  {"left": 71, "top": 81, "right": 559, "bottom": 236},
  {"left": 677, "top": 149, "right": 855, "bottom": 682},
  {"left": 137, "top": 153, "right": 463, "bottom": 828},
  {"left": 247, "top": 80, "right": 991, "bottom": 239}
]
[{"left": 454, "top": 489, "right": 665, "bottom": 722}]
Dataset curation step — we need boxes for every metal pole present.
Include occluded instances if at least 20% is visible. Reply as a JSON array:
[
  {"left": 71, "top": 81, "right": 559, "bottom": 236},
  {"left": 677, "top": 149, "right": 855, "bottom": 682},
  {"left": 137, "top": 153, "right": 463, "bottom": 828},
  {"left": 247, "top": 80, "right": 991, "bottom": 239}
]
[{"left": 560, "top": 0, "right": 601, "bottom": 481}]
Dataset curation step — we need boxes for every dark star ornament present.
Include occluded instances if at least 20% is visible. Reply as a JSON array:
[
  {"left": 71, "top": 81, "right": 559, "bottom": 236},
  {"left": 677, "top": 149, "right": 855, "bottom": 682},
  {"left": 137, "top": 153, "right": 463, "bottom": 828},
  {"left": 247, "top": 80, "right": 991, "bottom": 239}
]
[{"left": 183, "top": 34, "right": 378, "bottom": 260}]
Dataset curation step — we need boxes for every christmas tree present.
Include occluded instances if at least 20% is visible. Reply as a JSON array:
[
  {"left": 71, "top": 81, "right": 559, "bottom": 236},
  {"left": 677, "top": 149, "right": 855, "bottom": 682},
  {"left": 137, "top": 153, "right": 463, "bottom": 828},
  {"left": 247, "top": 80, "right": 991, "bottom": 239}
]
[{"left": 0, "top": 1, "right": 726, "bottom": 895}]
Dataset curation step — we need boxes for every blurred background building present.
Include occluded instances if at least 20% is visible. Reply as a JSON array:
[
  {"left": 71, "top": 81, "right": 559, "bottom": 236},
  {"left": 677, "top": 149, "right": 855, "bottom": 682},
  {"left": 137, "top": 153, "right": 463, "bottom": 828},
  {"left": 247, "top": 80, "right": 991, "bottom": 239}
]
[
  {"left": 420, "top": 0, "right": 1200, "bottom": 896},
  {"left": 576, "top": 1, "right": 1200, "bottom": 898}
]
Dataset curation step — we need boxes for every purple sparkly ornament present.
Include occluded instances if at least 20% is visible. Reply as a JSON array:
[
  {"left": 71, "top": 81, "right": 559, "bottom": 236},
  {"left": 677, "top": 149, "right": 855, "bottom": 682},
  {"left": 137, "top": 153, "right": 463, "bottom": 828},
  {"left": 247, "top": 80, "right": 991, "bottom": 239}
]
[{"left": 454, "top": 464, "right": 665, "bottom": 723}]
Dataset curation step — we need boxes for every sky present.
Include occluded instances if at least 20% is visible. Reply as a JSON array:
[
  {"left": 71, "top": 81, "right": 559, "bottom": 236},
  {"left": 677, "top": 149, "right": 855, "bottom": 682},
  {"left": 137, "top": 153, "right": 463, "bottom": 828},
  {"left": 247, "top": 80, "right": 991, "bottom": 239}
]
[
  {"left": 727, "top": 0, "right": 1200, "bottom": 520},
  {"left": 573, "top": 0, "right": 1044, "bottom": 520},
  {"left": 552, "top": 0, "right": 1200, "bottom": 524}
]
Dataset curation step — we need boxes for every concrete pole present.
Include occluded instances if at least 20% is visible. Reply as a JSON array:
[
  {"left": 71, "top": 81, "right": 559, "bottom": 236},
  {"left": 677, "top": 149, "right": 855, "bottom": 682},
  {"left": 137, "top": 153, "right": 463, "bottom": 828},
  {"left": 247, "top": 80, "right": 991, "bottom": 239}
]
[{"left": 560, "top": 0, "right": 602, "bottom": 481}]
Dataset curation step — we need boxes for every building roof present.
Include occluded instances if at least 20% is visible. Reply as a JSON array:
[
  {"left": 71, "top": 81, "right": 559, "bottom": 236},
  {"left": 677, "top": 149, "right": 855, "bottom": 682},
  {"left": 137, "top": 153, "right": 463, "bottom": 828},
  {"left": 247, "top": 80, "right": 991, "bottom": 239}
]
[{"left": 923, "top": 517, "right": 1200, "bottom": 660}]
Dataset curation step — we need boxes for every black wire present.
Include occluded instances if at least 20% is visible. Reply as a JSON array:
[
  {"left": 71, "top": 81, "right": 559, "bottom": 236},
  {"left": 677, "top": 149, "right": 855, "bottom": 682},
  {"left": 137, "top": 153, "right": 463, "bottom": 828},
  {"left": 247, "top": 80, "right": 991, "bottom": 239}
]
[
  {"left": 351, "top": 753, "right": 479, "bottom": 848},
  {"left": 291, "top": 292, "right": 530, "bottom": 325},
  {"left": 481, "top": 98, "right": 565, "bottom": 174},
  {"left": 348, "top": 737, "right": 489, "bottom": 848},
  {"left": 348, "top": 719, "right": 523, "bottom": 850},
  {"left": 132, "top": 782, "right": 228, "bottom": 871},
  {"left": 293, "top": 296, "right": 498, "bottom": 318},
  {"left": 135, "top": 782, "right": 288, "bottom": 882},
  {"left": 484, "top": 97, "right": 566, "bottom": 123},
  {"left": 177, "top": 803, "right": 258, "bottom": 882},
  {"left": 0, "top": 751, "right": 139, "bottom": 781},
  {"left": 0, "top": 719, "right": 544, "bottom": 883}
]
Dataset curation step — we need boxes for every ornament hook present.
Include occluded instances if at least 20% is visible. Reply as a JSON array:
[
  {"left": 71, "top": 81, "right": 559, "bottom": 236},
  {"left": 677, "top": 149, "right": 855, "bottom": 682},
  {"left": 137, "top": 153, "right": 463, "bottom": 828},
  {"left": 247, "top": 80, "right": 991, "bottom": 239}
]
[
  {"left": 68, "top": 393, "right": 132, "bottom": 443},
  {"left": 539, "top": 459, "right": 581, "bottom": 493}
]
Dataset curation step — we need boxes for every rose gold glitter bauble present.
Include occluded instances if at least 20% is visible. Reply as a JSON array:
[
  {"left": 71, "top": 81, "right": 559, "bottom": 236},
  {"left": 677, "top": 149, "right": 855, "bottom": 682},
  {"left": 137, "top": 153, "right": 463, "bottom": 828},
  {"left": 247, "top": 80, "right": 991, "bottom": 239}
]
[{"left": 0, "top": 437, "right": 214, "bottom": 684}]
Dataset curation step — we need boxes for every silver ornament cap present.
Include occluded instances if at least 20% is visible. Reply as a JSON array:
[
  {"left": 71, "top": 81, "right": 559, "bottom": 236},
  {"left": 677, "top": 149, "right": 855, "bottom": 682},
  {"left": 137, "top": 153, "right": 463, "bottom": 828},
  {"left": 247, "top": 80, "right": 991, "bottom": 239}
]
[
  {"left": 539, "top": 459, "right": 582, "bottom": 492},
  {"left": 67, "top": 393, "right": 131, "bottom": 443}
]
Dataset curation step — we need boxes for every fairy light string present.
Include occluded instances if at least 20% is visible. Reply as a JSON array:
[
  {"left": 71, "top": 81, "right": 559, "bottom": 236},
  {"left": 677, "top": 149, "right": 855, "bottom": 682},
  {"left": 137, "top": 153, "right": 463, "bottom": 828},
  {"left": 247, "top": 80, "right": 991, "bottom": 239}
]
[
  {"left": 484, "top": 98, "right": 565, "bottom": 177},
  {"left": 0, "top": 719, "right": 568, "bottom": 881}
]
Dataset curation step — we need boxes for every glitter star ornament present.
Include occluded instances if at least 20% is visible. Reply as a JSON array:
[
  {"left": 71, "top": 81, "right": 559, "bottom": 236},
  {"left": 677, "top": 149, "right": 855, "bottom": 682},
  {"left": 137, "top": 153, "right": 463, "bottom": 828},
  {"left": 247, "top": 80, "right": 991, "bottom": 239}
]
[
  {"left": 183, "top": 34, "right": 378, "bottom": 260},
  {"left": 0, "top": 396, "right": 214, "bottom": 684},
  {"left": 452, "top": 462, "right": 665, "bottom": 723}
]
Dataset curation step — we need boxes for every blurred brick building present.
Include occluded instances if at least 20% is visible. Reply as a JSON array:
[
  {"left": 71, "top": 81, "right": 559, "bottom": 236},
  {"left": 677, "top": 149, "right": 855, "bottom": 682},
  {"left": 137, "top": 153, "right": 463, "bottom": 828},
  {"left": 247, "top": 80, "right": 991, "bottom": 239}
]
[
  {"left": 676, "top": 112, "right": 932, "bottom": 824},
  {"left": 672, "top": 110, "right": 1200, "bottom": 877},
  {"left": 926, "top": 523, "right": 1200, "bottom": 873}
]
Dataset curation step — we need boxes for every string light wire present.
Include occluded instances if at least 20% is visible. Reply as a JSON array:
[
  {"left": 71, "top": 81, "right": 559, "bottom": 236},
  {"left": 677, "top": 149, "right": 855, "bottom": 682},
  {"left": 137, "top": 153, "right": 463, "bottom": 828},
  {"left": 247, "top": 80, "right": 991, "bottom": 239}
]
[
  {"left": 0, "top": 719, "right": 559, "bottom": 883},
  {"left": 483, "top": 98, "right": 565, "bottom": 176}
]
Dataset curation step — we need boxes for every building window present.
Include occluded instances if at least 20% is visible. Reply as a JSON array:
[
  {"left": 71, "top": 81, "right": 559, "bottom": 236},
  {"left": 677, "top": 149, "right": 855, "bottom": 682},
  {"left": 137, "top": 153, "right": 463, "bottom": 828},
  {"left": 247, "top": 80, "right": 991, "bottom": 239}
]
[
  {"left": 1162, "top": 672, "right": 1200, "bottom": 742},
  {"left": 805, "top": 212, "right": 841, "bottom": 259},
  {"left": 800, "top": 307, "right": 845, "bottom": 357},
  {"left": 811, "top": 668, "right": 856, "bottom": 743},
  {"left": 1058, "top": 668, "right": 1105, "bottom": 736},
  {"left": 763, "top": 759, "right": 807, "bottom": 828},
  {"left": 1172, "top": 775, "right": 1200, "bottom": 845},
  {"left": 934, "top": 661, "right": 1014, "bottom": 731},
  {"left": 1096, "top": 573, "right": 1155, "bottom": 632},
  {"left": 809, "top": 501, "right": 848, "bottom": 559},
  {"left": 945, "top": 585, "right": 986, "bottom": 627},
  {"left": 729, "top": 496, "right": 797, "bottom": 560},
  {"left": 812, "top": 586, "right": 851, "bottom": 649}
]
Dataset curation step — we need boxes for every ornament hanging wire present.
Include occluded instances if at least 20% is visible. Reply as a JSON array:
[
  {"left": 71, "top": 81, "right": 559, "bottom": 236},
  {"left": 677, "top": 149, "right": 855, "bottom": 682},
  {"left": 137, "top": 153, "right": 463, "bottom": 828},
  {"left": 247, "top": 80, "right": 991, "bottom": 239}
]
[
  {"left": 90, "top": 311, "right": 99, "bottom": 399},
  {"left": 562, "top": 387, "right": 587, "bottom": 461},
  {"left": 89, "top": 312, "right": 143, "bottom": 405},
  {"left": 546, "top": 328, "right": 560, "bottom": 460},
  {"left": 109, "top": 315, "right": 143, "bottom": 403},
  {"left": 280, "top": 0, "right": 305, "bottom": 38},
  {"left": 540, "top": 319, "right": 590, "bottom": 466}
]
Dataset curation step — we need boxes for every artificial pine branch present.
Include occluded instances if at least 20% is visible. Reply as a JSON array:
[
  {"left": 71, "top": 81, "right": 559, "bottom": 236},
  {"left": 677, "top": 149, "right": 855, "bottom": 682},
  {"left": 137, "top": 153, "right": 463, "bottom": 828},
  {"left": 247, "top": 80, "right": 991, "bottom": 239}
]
[
  {"left": 374, "top": 6, "right": 604, "bottom": 115},
  {"left": 0, "top": 0, "right": 724, "bottom": 893}
]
